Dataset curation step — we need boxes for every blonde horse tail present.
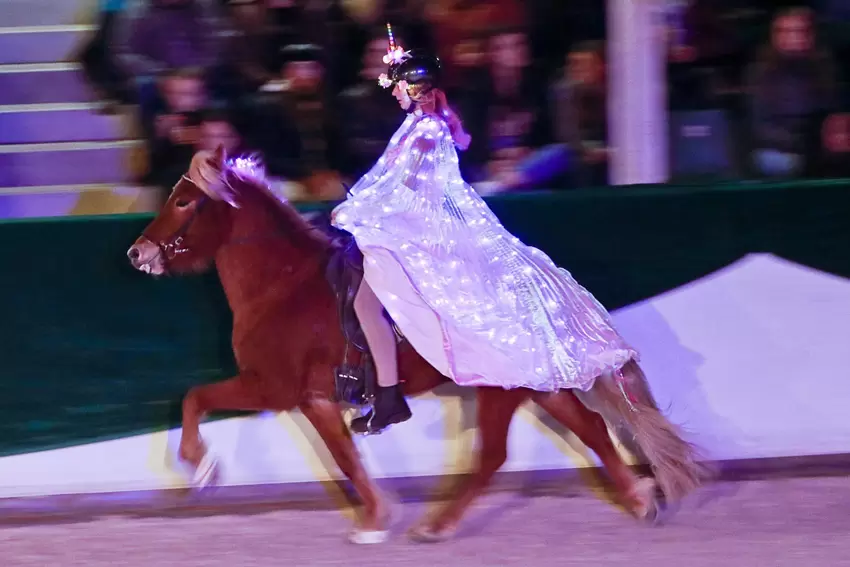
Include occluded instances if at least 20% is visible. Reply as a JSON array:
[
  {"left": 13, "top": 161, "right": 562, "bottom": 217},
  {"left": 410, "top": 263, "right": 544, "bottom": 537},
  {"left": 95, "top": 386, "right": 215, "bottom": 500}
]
[{"left": 577, "top": 360, "right": 713, "bottom": 502}]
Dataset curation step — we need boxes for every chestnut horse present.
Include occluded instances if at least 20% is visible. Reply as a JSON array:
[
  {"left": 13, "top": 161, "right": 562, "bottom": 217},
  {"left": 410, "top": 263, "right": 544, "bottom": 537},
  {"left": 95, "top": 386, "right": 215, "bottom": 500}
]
[{"left": 127, "top": 148, "right": 707, "bottom": 543}]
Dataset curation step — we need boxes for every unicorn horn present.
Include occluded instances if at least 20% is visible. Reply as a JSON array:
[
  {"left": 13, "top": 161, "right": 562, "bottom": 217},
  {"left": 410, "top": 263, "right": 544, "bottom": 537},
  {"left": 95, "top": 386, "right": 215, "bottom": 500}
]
[{"left": 386, "top": 22, "right": 396, "bottom": 51}]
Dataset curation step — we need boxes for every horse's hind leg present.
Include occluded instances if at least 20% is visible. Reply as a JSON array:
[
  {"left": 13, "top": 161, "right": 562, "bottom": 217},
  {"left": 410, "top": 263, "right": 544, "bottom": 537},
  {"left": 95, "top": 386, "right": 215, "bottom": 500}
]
[
  {"left": 299, "top": 396, "right": 390, "bottom": 544},
  {"left": 410, "top": 387, "right": 528, "bottom": 543},
  {"left": 179, "top": 376, "right": 268, "bottom": 486},
  {"left": 532, "top": 390, "right": 657, "bottom": 521},
  {"left": 579, "top": 362, "right": 709, "bottom": 502}
]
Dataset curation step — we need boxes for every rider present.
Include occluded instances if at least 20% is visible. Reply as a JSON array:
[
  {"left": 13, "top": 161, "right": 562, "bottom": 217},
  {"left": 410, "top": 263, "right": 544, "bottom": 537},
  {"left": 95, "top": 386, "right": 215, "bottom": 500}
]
[{"left": 332, "top": 24, "right": 638, "bottom": 435}]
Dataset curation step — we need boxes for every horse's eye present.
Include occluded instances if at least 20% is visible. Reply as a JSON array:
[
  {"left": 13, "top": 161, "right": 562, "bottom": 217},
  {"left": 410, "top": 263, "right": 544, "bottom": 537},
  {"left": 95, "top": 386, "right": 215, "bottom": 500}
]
[{"left": 175, "top": 200, "right": 191, "bottom": 209}]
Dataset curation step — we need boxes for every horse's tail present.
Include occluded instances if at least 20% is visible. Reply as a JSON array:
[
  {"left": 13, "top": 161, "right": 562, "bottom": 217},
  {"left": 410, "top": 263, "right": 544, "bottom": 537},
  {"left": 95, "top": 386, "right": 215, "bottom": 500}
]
[{"left": 577, "top": 360, "right": 713, "bottom": 501}]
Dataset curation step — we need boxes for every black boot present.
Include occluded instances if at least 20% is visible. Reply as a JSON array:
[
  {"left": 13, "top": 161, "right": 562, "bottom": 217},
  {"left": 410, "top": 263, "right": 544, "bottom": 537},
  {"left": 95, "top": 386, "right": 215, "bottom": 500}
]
[{"left": 350, "top": 384, "right": 412, "bottom": 435}]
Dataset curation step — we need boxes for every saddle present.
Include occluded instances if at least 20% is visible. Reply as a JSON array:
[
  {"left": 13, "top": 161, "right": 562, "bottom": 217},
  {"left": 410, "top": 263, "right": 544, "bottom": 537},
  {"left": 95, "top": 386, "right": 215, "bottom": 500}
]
[{"left": 324, "top": 231, "right": 376, "bottom": 406}]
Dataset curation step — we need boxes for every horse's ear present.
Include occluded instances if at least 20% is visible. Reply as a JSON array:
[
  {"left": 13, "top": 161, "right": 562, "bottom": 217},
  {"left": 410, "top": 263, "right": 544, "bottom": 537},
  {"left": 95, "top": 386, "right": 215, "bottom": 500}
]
[{"left": 212, "top": 144, "right": 227, "bottom": 168}]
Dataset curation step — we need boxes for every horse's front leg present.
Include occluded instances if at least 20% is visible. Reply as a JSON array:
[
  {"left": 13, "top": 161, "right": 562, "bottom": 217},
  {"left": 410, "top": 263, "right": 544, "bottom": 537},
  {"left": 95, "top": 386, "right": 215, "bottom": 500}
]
[
  {"left": 299, "top": 396, "right": 391, "bottom": 544},
  {"left": 180, "top": 376, "right": 266, "bottom": 486},
  {"left": 410, "top": 387, "right": 528, "bottom": 543}
]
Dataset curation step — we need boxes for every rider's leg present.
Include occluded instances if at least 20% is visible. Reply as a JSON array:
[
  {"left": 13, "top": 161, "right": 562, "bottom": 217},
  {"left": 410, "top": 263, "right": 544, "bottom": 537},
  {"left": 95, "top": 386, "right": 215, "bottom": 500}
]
[
  {"left": 351, "top": 280, "right": 411, "bottom": 434},
  {"left": 354, "top": 279, "right": 398, "bottom": 387}
]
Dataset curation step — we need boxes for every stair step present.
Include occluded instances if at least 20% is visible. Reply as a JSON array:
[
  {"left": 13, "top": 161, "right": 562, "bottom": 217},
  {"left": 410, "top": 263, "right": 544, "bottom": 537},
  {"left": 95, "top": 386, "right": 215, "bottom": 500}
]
[
  {"left": 0, "top": 25, "right": 95, "bottom": 65},
  {"left": 0, "top": 184, "right": 163, "bottom": 219},
  {"left": 0, "top": 0, "right": 96, "bottom": 28},
  {"left": 0, "top": 140, "right": 146, "bottom": 187},
  {"left": 0, "top": 63, "right": 94, "bottom": 105},
  {"left": 0, "top": 103, "right": 137, "bottom": 144}
]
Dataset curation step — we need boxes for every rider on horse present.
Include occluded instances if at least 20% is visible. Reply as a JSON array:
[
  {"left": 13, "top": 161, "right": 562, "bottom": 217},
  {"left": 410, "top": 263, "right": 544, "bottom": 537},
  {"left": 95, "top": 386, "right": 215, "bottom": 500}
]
[{"left": 331, "top": 24, "right": 639, "bottom": 435}]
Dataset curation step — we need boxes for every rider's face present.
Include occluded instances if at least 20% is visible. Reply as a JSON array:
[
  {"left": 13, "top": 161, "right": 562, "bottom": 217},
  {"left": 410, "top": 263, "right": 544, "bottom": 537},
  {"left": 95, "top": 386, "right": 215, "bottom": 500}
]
[{"left": 392, "top": 83, "right": 412, "bottom": 110}]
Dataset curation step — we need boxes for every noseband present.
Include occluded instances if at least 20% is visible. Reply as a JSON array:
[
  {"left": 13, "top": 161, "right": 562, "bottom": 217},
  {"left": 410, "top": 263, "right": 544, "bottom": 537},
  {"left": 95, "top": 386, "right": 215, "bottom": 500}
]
[{"left": 142, "top": 176, "right": 209, "bottom": 269}]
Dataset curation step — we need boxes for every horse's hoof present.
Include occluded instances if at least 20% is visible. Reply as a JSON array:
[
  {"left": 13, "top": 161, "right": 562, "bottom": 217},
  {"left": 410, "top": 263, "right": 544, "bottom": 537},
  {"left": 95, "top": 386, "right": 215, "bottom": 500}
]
[
  {"left": 191, "top": 452, "right": 221, "bottom": 489},
  {"left": 348, "top": 528, "right": 390, "bottom": 545},
  {"left": 628, "top": 477, "right": 663, "bottom": 526},
  {"left": 408, "top": 523, "right": 456, "bottom": 544},
  {"left": 639, "top": 498, "right": 661, "bottom": 526},
  {"left": 653, "top": 496, "right": 678, "bottom": 525}
]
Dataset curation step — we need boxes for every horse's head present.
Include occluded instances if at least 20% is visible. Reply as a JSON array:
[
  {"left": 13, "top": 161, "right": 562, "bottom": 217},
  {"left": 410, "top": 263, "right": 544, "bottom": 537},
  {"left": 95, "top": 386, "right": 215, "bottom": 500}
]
[{"left": 127, "top": 146, "right": 236, "bottom": 276}]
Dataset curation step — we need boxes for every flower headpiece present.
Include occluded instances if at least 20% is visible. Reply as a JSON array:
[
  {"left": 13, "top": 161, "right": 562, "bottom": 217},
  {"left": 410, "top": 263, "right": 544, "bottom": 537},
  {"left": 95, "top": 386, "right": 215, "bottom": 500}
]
[{"left": 377, "top": 22, "right": 411, "bottom": 89}]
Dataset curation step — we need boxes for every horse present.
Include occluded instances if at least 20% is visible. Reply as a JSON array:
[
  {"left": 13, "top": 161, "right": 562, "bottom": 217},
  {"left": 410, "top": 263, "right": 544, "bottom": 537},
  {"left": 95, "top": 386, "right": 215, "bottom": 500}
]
[{"left": 127, "top": 147, "right": 708, "bottom": 544}]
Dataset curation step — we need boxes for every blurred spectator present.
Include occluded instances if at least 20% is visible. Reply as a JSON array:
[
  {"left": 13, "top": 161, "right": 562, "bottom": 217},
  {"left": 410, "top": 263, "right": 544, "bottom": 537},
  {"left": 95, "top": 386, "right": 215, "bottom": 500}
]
[
  {"left": 196, "top": 107, "right": 308, "bottom": 199},
  {"left": 460, "top": 28, "right": 542, "bottom": 188},
  {"left": 266, "top": 0, "right": 333, "bottom": 46},
  {"left": 97, "top": 0, "right": 649, "bottom": 200},
  {"left": 255, "top": 44, "right": 344, "bottom": 201},
  {"left": 113, "top": 0, "right": 230, "bottom": 138},
  {"left": 425, "top": 0, "right": 526, "bottom": 92},
  {"left": 338, "top": 0, "right": 383, "bottom": 26},
  {"left": 336, "top": 30, "right": 406, "bottom": 179},
  {"left": 265, "top": 0, "right": 350, "bottom": 93},
  {"left": 745, "top": 7, "right": 840, "bottom": 178},
  {"left": 225, "top": 0, "right": 282, "bottom": 94},
  {"left": 820, "top": 112, "right": 850, "bottom": 175},
  {"left": 113, "top": 0, "right": 228, "bottom": 80},
  {"left": 334, "top": 1, "right": 434, "bottom": 94},
  {"left": 195, "top": 109, "right": 246, "bottom": 154},
  {"left": 339, "top": 0, "right": 433, "bottom": 48},
  {"left": 223, "top": 0, "right": 347, "bottom": 99},
  {"left": 143, "top": 68, "right": 208, "bottom": 188},
  {"left": 549, "top": 40, "right": 609, "bottom": 187},
  {"left": 528, "top": 0, "right": 603, "bottom": 74},
  {"left": 79, "top": 0, "right": 133, "bottom": 113},
  {"left": 666, "top": 0, "right": 737, "bottom": 110}
]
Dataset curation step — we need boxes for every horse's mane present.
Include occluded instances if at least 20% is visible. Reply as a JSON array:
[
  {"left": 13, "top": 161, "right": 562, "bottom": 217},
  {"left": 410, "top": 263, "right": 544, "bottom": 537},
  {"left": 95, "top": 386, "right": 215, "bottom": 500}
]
[{"left": 190, "top": 151, "right": 333, "bottom": 251}]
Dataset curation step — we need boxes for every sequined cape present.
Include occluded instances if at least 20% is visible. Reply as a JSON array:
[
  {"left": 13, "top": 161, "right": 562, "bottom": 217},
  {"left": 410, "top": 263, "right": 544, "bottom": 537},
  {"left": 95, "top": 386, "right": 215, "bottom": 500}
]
[{"left": 332, "top": 110, "right": 638, "bottom": 392}]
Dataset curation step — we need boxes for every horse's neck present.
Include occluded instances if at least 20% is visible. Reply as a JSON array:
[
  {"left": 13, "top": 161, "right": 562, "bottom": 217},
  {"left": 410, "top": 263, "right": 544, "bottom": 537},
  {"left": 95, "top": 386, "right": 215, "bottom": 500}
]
[{"left": 214, "top": 200, "right": 326, "bottom": 315}]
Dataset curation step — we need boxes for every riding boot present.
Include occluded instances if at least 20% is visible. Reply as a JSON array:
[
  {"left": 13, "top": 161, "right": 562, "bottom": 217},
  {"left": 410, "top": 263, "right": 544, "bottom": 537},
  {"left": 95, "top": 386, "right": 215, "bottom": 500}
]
[{"left": 350, "top": 384, "right": 412, "bottom": 435}]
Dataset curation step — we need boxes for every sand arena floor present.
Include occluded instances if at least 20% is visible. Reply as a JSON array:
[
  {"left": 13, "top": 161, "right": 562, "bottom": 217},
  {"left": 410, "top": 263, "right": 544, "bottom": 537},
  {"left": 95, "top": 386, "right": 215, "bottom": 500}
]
[{"left": 1, "top": 476, "right": 848, "bottom": 567}]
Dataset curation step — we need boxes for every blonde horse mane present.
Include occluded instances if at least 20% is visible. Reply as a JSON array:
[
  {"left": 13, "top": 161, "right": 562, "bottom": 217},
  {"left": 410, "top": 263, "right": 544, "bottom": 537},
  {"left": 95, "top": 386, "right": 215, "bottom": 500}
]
[
  {"left": 188, "top": 150, "right": 240, "bottom": 207},
  {"left": 187, "top": 149, "right": 332, "bottom": 248}
]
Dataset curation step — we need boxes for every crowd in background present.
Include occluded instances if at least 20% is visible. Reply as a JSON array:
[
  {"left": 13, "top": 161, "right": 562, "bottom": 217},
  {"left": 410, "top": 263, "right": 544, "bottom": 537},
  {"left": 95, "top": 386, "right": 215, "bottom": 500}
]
[
  {"left": 665, "top": 0, "right": 850, "bottom": 181},
  {"left": 78, "top": 0, "right": 850, "bottom": 202}
]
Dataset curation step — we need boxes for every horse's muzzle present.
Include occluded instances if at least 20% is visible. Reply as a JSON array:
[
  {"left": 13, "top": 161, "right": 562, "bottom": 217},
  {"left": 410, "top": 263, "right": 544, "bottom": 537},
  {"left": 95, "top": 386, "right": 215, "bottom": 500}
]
[{"left": 127, "top": 237, "right": 165, "bottom": 276}]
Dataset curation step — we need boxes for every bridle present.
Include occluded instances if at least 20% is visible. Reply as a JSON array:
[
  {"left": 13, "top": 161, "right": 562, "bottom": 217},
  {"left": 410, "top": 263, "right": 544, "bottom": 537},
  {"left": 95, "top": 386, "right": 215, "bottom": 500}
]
[
  {"left": 141, "top": 176, "right": 209, "bottom": 270},
  {"left": 141, "top": 173, "right": 335, "bottom": 273}
]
